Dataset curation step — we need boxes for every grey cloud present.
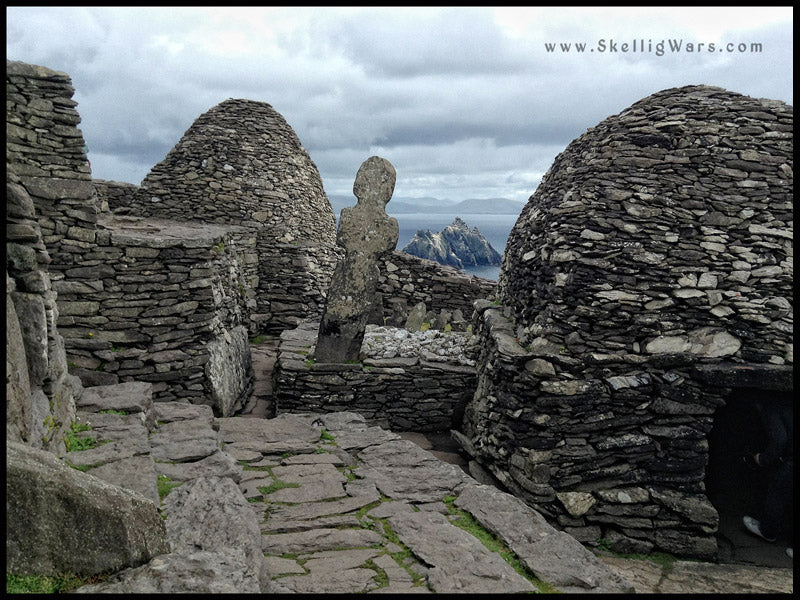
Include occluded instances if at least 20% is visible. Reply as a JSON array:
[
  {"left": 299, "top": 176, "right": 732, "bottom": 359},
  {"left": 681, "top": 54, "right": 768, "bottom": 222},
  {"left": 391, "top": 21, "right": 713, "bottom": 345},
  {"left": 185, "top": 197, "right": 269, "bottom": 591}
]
[{"left": 314, "top": 7, "right": 529, "bottom": 78}]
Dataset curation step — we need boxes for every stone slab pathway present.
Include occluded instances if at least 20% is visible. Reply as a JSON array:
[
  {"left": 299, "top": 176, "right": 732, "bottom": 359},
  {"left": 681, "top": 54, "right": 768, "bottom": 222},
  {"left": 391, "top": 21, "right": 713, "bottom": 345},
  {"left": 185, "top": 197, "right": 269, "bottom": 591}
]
[{"left": 69, "top": 383, "right": 793, "bottom": 594}]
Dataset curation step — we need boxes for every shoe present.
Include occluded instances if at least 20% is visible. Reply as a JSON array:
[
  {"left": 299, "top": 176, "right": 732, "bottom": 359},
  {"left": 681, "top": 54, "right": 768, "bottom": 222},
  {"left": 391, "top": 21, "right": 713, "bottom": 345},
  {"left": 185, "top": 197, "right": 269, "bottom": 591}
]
[
  {"left": 787, "top": 547, "right": 793, "bottom": 559},
  {"left": 743, "top": 516, "right": 777, "bottom": 542}
]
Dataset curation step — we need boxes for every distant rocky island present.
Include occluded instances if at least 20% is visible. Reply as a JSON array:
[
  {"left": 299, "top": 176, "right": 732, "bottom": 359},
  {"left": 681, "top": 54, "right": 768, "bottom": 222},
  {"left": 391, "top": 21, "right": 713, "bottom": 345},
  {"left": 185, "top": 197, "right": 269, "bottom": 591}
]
[{"left": 401, "top": 217, "right": 502, "bottom": 269}]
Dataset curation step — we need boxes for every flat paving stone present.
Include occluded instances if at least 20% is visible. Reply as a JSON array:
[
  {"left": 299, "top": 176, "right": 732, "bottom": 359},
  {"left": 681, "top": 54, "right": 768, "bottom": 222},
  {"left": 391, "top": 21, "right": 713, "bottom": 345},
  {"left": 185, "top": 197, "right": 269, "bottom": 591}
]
[
  {"left": 156, "top": 451, "right": 242, "bottom": 483},
  {"left": 77, "top": 381, "right": 154, "bottom": 418},
  {"left": 87, "top": 455, "right": 160, "bottom": 505},
  {"left": 216, "top": 414, "right": 321, "bottom": 445},
  {"left": 331, "top": 427, "right": 401, "bottom": 452},
  {"left": 271, "top": 463, "right": 348, "bottom": 484},
  {"left": 154, "top": 401, "right": 215, "bottom": 425},
  {"left": 280, "top": 452, "right": 345, "bottom": 466},
  {"left": 367, "top": 501, "right": 415, "bottom": 519},
  {"left": 454, "top": 482, "right": 633, "bottom": 594},
  {"left": 356, "top": 439, "right": 470, "bottom": 502},
  {"left": 264, "top": 480, "right": 349, "bottom": 503},
  {"left": 261, "top": 527, "right": 384, "bottom": 555},
  {"left": 372, "top": 553, "right": 417, "bottom": 587},
  {"left": 149, "top": 419, "right": 219, "bottom": 463},
  {"left": 301, "top": 548, "right": 382, "bottom": 572},
  {"left": 263, "top": 556, "right": 306, "bottom": 576},
  {"left": 62, "top": 437, "right": 151, "bottom": 468},
  {"left": 388, "top": 510, "right": 535, "bottom": 594},
  {"left": 262, "top": 515, "right": 362, "bottom": 534},
  {"left": 277, "top": 566, "right": 379, "bottom": 594},
  {"left": 75, "top": 411, "right": 151, "bottom": 440},
  {"left": 268, "top": 494, "right": 381, "bottom": 522}
]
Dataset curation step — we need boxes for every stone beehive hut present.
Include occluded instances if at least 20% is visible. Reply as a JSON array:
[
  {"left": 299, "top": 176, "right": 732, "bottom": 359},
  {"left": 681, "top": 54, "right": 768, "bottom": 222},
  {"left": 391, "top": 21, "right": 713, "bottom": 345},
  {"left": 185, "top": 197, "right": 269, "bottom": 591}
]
[
  {"left": 115, "top": 98, "right": 339, "bottom": 333},
  {"left": 459, "top": 85, "right": 792, "bottom": 559}
]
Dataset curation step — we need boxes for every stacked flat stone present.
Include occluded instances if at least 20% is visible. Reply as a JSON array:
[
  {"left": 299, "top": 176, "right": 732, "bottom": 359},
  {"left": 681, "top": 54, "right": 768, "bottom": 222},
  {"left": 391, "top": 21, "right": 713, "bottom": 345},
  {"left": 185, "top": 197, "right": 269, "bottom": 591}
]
[
  {"left": 275, "top": 322, "right": 475, "bottom": 432},
  {"left": 6, "top": 60, "right": 93, "bottom": 451},
  {"left": 377, "top": 250, "right": 497, "bottom": 325},
  {"left": 59, "top": 214, "right": 255, "bottom": 415},
  {"left": 461, "top": 85, "right": 793, "bottom": 560},
  {"left": 117, "top": 98, "right": 340, "bottom": 334}
]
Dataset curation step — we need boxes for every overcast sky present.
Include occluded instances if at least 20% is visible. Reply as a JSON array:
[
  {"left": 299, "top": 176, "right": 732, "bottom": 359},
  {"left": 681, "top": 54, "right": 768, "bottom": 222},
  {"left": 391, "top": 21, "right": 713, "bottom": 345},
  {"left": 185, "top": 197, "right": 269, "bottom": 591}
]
[{"left": 6, "top": 6, "right": 794, "bottom": 204}]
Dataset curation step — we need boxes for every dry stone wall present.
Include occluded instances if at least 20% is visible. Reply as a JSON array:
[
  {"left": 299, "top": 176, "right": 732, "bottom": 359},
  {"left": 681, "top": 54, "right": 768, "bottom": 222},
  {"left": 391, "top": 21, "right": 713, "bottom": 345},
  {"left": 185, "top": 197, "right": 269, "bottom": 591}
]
[
  {"left": 274, "top": 322, "right": 477, "bottom": 432},
  {"left": 58, "top": 215, "right": 255, "bottom": 414},
  {"left": 377, "top": 251, "right": 497, "bottom": 325},
  {"left": 460, "top": 85, "right": 793, "bottom": 560},
  {"left": 7, "top": 61, "right": 255, "bottom": 415}
]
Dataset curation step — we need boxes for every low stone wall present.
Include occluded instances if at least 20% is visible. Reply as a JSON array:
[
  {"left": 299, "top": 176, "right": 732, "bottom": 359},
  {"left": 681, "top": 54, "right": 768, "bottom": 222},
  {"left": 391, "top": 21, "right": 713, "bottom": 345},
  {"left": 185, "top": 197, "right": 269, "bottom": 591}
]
[
  {"left": 458, "top": 300, "right": 738, "bottom": 560},
  {"left": 377, "top": 251, "right": 497, "bottom": 325},
  {"left": 58, "top": 214, "right": 255, "bottom": 415},
  {"left": 274, "top": 322, "right": 477, "bottom": 432},
  {"left": 93, "top": 178, "right": 145, "bottom": 213}
]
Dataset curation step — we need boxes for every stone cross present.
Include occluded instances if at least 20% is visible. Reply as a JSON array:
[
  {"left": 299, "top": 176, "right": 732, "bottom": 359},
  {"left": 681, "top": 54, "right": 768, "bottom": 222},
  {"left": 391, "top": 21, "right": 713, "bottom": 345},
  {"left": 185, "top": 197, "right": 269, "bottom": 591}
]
[{"left": 315, "top": 156, "right": 399, "bottom": 362}]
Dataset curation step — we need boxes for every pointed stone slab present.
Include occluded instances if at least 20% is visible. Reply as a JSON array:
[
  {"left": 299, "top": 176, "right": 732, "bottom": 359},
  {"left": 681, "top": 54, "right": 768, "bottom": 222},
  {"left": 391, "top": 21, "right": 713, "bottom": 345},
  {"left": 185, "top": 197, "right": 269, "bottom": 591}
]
[
  {"left": 387, "top": 510, "right": 535, "bottom": 593},
  {"left": 454, "top": 482, "right": 634, "bottom": 594}
]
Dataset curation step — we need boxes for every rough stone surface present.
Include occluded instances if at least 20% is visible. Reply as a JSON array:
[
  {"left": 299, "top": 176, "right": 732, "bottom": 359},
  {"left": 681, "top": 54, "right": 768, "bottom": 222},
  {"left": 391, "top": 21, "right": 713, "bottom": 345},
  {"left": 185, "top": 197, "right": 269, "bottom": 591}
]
[
  {"left": 275, "top": 322, "right": 476, "bottom": 431},
  {"left": 6, "top": 440, "right": 169, "bottom": 576},
  {"left": 316, "top": 156, "right": 400, "bottom": 362},
  {"left": 356, "top": 439, "right": 470, "bottom": 502},
  {"left": 455, "top": 483, "right": 634, "bottom": 593},
  {"left": 388, "top": 510, "right": 535, "bottom": 593},
  {"left": 163, "top": 476, "right": 269, "bottom": 590},
  {"left": 73, "top": 549, "right": 262, "bottom": 593}
]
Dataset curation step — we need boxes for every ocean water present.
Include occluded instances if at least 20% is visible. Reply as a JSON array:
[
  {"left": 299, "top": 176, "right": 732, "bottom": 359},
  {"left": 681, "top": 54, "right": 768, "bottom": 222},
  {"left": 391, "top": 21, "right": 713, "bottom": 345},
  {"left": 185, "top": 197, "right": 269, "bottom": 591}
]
[{"left": 393, "top": 212, "right": 519, "bottom": 281}]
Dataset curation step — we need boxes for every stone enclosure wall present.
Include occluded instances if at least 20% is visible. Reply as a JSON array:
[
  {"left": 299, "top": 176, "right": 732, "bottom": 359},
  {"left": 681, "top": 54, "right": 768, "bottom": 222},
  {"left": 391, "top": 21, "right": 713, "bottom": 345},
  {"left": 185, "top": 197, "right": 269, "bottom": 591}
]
[
  {"left": 6, "top": 60, "right": 90, "bottom": 451},
  {"left": 7, "top": 61, "right": 256, "bottom": 415},
  {"left": 460, "top": 85, "right": 793, "bottom": 559},
  {"left": 274, "top": 322, "right": 477, "bottom": 432}
]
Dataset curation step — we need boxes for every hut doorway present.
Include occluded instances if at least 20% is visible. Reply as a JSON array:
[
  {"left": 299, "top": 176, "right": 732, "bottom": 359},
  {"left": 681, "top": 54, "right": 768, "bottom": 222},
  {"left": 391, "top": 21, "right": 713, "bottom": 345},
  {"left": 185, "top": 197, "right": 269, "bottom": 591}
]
[{"left": 705, "top": 387, "right": 793, "bottom": 567}]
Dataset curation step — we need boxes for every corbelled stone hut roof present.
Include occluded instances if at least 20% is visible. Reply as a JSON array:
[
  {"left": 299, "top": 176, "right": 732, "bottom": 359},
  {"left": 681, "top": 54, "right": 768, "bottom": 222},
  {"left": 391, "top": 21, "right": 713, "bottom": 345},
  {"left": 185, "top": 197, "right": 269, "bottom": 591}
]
[
  {"left": 140, "top": 98, "right": 336, "bottom": 244},
  {"left": 500, "top": 84, "right": 792, "bottom": 365}
]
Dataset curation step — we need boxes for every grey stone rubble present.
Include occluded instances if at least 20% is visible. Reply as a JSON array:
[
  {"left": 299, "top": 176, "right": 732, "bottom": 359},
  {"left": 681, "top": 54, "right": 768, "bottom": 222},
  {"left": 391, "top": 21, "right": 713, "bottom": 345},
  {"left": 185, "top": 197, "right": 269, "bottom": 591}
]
[{"left": 60, "top": 388, "right": 791, "bottom": 594}]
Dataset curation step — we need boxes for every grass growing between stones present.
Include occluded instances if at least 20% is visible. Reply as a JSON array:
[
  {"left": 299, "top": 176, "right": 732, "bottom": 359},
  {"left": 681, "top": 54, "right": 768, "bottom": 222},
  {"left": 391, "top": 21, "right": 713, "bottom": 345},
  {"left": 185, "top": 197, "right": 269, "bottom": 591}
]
[
  {"left": 375, "top": 518, "right": 428, "bottom": 587},
  {"left": 64, "top": 421, "right": 108, "bottom": 453},
  {"left": 6, "top": 572, "right": 106, "bottom": 593},
  {"left": 157, "top": 474, "right": 182, "bottom": 501},
  {"left": 443, "top": 496, "right": 557, "bottom": 594}
]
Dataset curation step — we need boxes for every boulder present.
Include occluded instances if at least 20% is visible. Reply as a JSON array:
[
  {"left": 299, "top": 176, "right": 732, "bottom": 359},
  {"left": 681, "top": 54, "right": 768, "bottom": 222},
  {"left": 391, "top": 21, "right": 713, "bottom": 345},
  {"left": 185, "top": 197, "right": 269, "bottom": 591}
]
[{"left": 6, "top": 441, "right": 168, "bottom": 576}]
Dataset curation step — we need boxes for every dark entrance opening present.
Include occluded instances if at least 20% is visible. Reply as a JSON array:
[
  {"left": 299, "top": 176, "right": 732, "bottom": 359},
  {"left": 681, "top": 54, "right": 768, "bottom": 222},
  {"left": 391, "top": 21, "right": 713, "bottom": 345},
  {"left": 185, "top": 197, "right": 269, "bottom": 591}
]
[{"left": 706, "top": 386, "right": 793, "bottom": 567}]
